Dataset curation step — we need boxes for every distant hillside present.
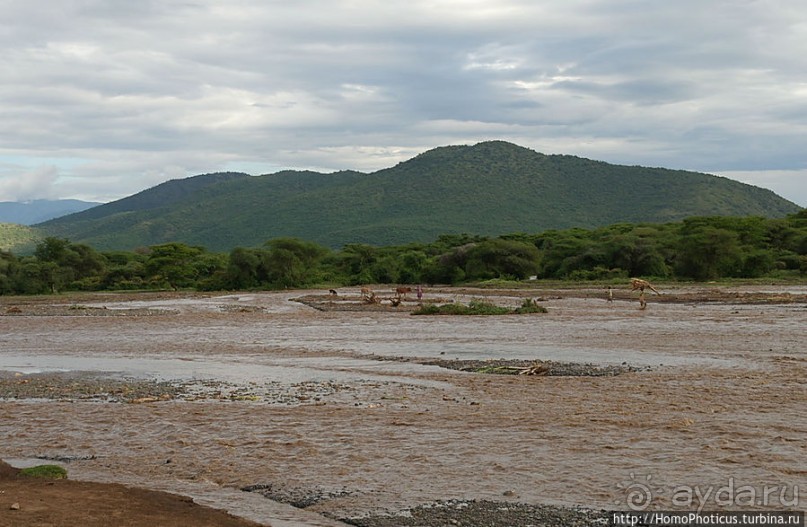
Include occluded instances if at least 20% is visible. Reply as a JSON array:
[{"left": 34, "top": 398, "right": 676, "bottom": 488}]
[
  {"left": 37, "top": 141, "right": 801, "bottom": 251},
  {"left": 0, "top": 199, "right": 101, "bottom": 225},
  {"left": 0, "top": 223, "right": 43, "bottom": 253}
]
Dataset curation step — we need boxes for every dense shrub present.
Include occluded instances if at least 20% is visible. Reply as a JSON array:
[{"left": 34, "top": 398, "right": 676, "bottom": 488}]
[{"left": 2, "top": 211, "right": 806, "bottom": 295}]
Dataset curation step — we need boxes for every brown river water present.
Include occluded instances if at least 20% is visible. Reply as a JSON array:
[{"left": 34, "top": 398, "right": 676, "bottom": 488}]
[{"left": 1, "top": 286, "right": 805, "bottom": 525}]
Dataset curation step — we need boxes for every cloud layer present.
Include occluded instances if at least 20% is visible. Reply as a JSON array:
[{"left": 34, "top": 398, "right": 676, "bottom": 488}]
[{"left": 1, "top": 0, "right": 805, "bottom": 205}]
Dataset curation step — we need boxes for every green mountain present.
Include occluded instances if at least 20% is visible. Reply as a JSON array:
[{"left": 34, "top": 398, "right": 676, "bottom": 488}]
[{"left": 36, "top": 141, "right": 801, "bottom": 251}]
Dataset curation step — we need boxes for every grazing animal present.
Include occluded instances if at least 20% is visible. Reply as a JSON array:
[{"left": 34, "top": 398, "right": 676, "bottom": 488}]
[
  {"left": 395, "top": 286, "right": 412, "bottom": 299},
  {"left": 630, "top": 278, "right": 660, "bottom": 295},
  {"left": 329, "top": 289, "right": 338, "bottom": 296},
  {"left": 630, "top": 278, "right": 659, "bottom": 310}
]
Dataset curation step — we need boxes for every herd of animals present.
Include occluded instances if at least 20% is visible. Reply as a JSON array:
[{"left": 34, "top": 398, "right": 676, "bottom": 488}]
[{"left": 327, "top": 279, "right": 659, "bottom": 309}]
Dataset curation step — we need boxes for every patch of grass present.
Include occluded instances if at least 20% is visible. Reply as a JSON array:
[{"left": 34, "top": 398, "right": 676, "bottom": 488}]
[
  {"left": 19, "top": 464, "right": 68, "bottom": 479},
  {"left": 413, "top": 299, "right": 546, "bottom": 316},
  {"left": 416, "top": 300, "right": 510, "bottom": 315},
  {"left": 513, "top": 298, "right": 548, "bottom": 314}
]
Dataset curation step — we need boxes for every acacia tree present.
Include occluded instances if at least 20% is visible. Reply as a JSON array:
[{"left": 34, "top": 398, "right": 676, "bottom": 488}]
[
  {"left": 534, "top": 229, "right": 596, "bottom": 278},
  {"left": 463, "top": 238, "right": 540, "bottom": 280},
  {"left": 0, "top": 251, "right": 18, "bottom": 294},
  {"left": 675, "top": 224, "right": 742, "bottom": 280},
  {"left": 601, "top": 232, "right": 669, "bottom": 278},
  {"left": 397, "top": 249, "right": 429, "bottom": 283},
  {"left": 328, "top": 243, "right": 378, "bottom": 285},
  {"left": 262, "top": 238, "right": 329, "bottom": 288},
  {"left": 32, "top": 237, "right": 107, "bottom": 292},
  {"left": 225, "top": 247, "right": 262, "bottom": 289},
  {"left": 144, "top": 242, "right": 207, "bottom": 289}
]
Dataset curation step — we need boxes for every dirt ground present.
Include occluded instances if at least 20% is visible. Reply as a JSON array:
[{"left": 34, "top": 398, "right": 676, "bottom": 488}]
[
  {"left": 0, "top": 285, "right": 805, "bottom": 526},
  {"left": 0, "top": 460, "right": 264, "bottom": 527}
]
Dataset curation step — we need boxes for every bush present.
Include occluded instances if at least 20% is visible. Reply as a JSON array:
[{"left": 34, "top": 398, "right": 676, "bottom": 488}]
[
  {"left": 568, "top": 266, "right": 628, "bottom": 281},
  {"left": 413, "top": 300, "right": 510, "bottom": 315},
  {"left": 19, "top": 464, "right": 67, "bottom": 479},
  {"left": 514, "top": 298, "right": 549, "bottom": 314},
  {"left": 412, "top": 299, "right": 546, "bottom": 315}
]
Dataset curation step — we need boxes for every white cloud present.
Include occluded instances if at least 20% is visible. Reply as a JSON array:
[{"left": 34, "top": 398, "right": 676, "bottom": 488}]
[
  {"left": 0, "top": 166, "right": 60, "bottom": 201},
  {"left": 0, "top": 0, "right": 804, "bottom": 206}
]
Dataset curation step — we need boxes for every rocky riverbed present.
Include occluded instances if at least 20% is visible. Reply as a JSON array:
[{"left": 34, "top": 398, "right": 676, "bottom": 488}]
[{"left": 1, "top": 286, "right": 805, "bottom": 526}]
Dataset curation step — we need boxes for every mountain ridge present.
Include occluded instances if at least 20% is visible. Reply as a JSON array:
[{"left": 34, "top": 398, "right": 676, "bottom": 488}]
[
  {"left": 0, "top": 199, "right": 102, "bottom": 225},
  {"left": 35, "top": 141, "right": 801, "bottom": 251}
]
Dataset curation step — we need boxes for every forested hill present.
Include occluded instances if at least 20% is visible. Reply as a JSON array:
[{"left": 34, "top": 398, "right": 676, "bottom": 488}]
[{"left": 36, "top": 141, "right": 801, "bottom": 251}]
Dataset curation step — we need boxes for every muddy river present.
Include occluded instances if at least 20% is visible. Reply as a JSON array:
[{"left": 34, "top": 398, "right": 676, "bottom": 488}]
[{"left": 1, "top": 286, "right": 805, "bottom": 525}]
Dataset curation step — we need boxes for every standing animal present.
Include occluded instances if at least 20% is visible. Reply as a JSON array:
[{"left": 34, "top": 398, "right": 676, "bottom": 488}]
[
  {"left": 630, "top": 278, "right": 660, "bottom": 295},
  {"left": 395, "top": 286, "right": 412, "bottom": 299},
  {"left": 630, "top": 278, "right": 659, "bottom": 310}
]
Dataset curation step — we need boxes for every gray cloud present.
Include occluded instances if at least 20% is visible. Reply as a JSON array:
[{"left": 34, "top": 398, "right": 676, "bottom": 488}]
[
  {"left": 0, "top": 166, "right": 60, "bottom": 201},
  {"left": 1, "top": 0, "right": 805, "bottom": 206}
]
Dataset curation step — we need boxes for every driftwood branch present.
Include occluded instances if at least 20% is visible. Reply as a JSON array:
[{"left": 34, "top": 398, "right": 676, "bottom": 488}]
[{"left": 493, "top": 363, "right": 550, "bottom": 376}]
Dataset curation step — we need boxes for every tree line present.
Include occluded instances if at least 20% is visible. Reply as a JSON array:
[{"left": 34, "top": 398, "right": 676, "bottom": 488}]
[{"left": 1, "top": 211, "right": 806, "bottom": 295}]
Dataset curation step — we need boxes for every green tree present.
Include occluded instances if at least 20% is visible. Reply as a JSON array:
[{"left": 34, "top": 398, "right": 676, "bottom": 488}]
[
  {"left": 98, "top": 251, "right": 147, "bottom": 290},
  {"left": 601, "top": 232, "right": 669, "bottom": 277},
  {"left": 0, "top": 251, "right": 21, "bottom": 294},
  {"left": 740, "top": 250, "right": 775, "bottom": 278},
  {"left": 15, "top": 258, "right": 52, "bottom": 294},
  {"left": 424, "top": 242, "right": 478, "bottom": 284},
  {"left": 676, "top": 224, "right": 742, "bottom": 280},
  {"left": 464, "top": 238, "right": 540, "bottom": 280},
  {"left": 32, "top": 237, "right": 107, "bottom": 292},
  {"left": 535, "top": 229, "right": 596, "bottom": 278},
  {"left": 330, "top": 244, "right": 378, "bottom": 285},
  {"left": 398, "top": 249, "right": 429, "bottom": 283},
  {"left": 145, "top": 243, "right": 206, "bottom": 289},
  {"left": 368, "top": 253, "right": 401, "bottom": 284},
  {"left": 262, "top": 238, "right": 329, "bottom": 288},
  {"left": 225, "top": 247, "right": 262, "bottom": 289}
]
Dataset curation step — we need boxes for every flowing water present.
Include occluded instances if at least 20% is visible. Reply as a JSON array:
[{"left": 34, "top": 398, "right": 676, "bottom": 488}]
[{"left": 1, "top": 287, "right": 805, "bottom": 525}]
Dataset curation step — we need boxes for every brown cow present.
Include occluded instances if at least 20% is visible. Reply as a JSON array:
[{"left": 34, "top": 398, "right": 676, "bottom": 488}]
[{"left": 395, "top": 286, "right": 412, "bottom": 299}]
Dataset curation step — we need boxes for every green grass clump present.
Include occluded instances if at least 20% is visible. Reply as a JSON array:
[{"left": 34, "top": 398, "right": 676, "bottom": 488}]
[
  {"left": 19, "top": 464, "right": 68, "bottom": 479},
  {"left": 513, "top": 298, "right": 549, "bottom": 314},
  {"left": 413, "top": 299, "right": 545, "bottom": 316}
]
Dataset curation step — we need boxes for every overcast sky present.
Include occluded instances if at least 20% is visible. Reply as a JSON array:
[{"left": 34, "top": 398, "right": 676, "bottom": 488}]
[{"left": 1, "top": 0, "right": 805, "bottom": 206}]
